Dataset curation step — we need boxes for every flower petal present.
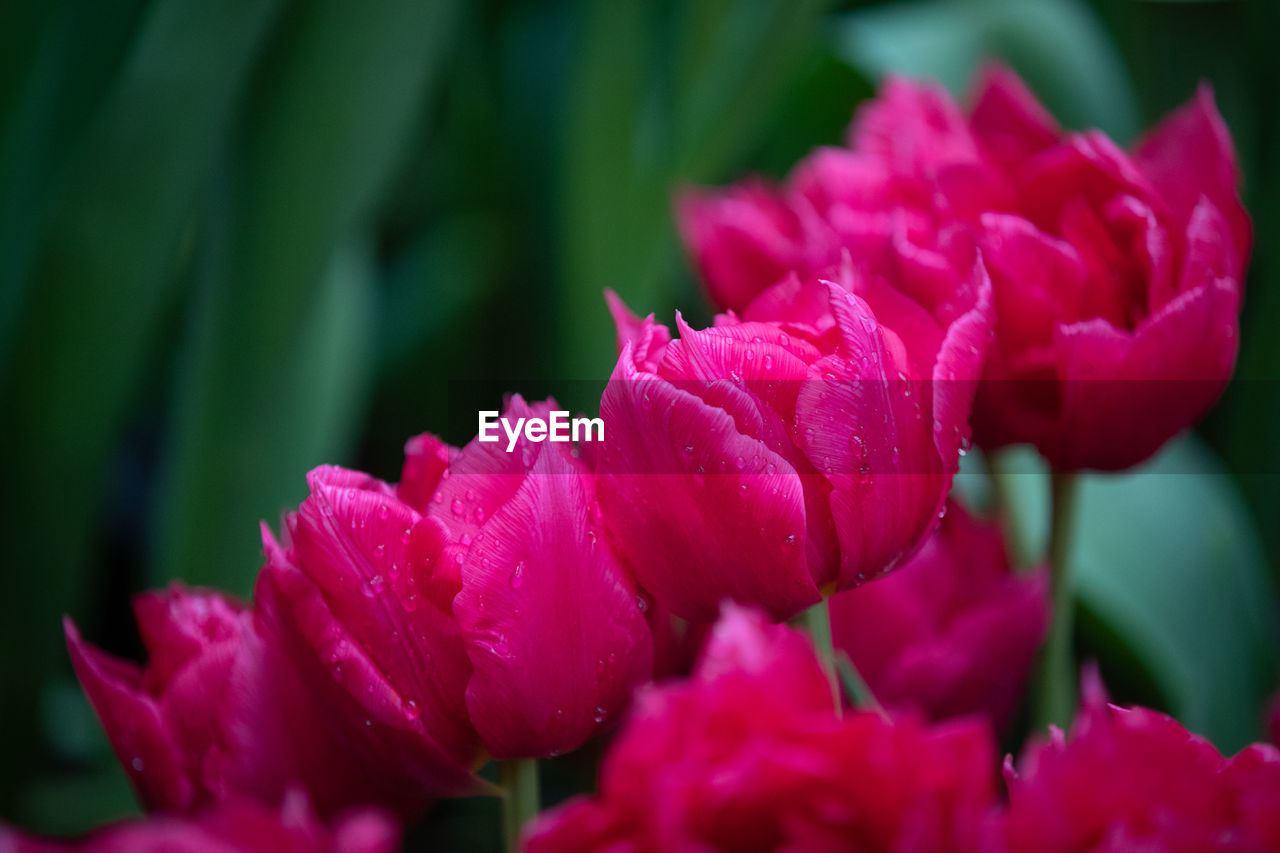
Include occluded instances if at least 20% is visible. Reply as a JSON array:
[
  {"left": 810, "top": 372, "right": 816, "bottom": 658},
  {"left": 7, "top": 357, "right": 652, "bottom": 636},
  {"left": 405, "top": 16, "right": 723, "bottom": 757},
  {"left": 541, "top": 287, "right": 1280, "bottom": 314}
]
[{"left": 455, "top": 446, "right": 653, "bottom": 759}]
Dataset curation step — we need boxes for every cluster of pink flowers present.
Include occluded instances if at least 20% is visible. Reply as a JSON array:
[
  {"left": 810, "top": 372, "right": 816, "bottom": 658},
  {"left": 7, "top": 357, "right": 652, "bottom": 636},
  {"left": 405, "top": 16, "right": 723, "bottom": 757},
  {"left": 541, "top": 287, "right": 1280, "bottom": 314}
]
[
  {"left": 10, "top": 64, "right": 1274, "bottom": 850},
  {"left": 527, "top": 608, "right": 1280, "bottom": 852}
]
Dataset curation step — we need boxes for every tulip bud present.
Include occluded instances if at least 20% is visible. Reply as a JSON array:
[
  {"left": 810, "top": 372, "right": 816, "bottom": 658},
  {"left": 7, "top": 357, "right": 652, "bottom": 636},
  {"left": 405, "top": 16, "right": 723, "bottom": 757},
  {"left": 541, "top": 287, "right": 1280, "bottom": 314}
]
[
  {"left": 65, "top": 584, "right": 445, "bottom": 818},
  {"left": 597, "top": 257, "right": 993, "bottom": 621},
  {"left": 829, "top": 500, "right": 1048, "bottom": 726},
  {"left": 65, "top": 587, "right": 248, "bottom": 813},
  {"left": 260, "top": 395, "right": 653, "bottom": 771}
]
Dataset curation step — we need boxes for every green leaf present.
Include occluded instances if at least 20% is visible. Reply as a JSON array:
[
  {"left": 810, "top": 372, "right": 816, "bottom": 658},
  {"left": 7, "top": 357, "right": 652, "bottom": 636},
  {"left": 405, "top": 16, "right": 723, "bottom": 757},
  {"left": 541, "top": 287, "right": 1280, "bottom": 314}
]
[
  {"left": 993, "top": 438, "right": 1280, "bottom": 752},
  {"left": 834, "top": 0, "right": 1140, "bottom": 142},
  {"left": 0, "top": 0, "right": 286, "bottom": 804},
  {"left": 558, "top": 0, "right": 832, "bottom": 378},
  {"left": 152, "top": 0, "right": 457, "bottom": 592}
]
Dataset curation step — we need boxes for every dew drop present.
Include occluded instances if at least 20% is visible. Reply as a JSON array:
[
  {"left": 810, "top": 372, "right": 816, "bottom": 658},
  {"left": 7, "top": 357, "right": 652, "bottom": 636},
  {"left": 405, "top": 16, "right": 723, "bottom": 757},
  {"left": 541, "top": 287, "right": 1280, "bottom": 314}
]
[
  {"left": 403, "top": 700, "right": 420, "bottom": 721},
  {"left": 450, "top": 497, "right": 465, "bottom": 517},
  {"left": 636, "top": 595, "right": 649, "bottom": 613},
  {"left": 593, "top": 706, "right": 607, "bottom": 724},
  {"left": 510, "top": 561, "right": 526, "bottom": 589},
  {"left": 377, "top": 503, "right": 389, "bottom": 520}
]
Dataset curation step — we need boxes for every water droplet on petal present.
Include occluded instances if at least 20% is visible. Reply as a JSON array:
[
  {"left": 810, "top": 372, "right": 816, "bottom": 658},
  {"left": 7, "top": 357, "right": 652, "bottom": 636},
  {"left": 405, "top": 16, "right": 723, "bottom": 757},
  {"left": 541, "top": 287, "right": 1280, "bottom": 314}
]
[
  {"left": 593, "top": 706, "right": 607, "bottom": 724},
  {"left": 404, "top": 700, "right": 420, "bottom": 721},
  {"left": 377, "top": 503, "right": 389, "bottom": 520},
  {"left": 510, "top": 561, "right": 526, "bottom": 589},
  {"left": 450, "top": 498, "right": 465, "bottom": 517}
]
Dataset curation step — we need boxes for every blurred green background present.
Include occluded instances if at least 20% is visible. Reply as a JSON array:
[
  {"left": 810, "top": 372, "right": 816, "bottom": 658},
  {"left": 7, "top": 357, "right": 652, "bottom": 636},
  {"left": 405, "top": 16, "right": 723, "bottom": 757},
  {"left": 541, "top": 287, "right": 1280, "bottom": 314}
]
[{"left": 1, "top": 0, "right": 1277, "bottom": 844}]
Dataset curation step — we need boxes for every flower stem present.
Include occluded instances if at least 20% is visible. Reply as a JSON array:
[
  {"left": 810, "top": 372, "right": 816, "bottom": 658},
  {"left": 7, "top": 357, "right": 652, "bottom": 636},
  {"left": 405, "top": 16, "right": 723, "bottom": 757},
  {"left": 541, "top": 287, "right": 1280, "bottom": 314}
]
[
  {"left": 1034, "top": 470, "right": 1079, "bottom": 730},
  {"left": 801, "top": 598, "right": 842, "bottom": 716},
  {"left": 987, "top": 448, "right": 1029, "bottom": 570},
  {"left": 835, "top": 651, "right": 882, "bottom": 715},
  {"left": 500, "top": 758, "right": 539, "bottom": 853}
]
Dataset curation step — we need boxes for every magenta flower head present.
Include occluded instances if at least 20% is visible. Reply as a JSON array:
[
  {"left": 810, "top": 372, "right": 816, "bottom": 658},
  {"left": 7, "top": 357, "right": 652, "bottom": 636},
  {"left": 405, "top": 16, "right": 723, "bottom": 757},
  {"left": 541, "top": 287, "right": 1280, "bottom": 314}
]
[
  {"left": 680, "top": 65, "right": 1249, "bottom": 471},
  {"left": 260, "top": 394, "right": 653, "bottom": 772},
  {"left": 596, "top": 250, "right": 993, "bottom": 621},
  {"left": 64, "top": 586, "right": 255, "bottom": 813},
  {"left": 829, "top": 499, "right": 1048, "bottom": 727},
  {"left": 525, "top": 604, "right": 999, "bottom": 852},
  {"left": 963, "top": 69, "right": 1250, "bottom": 470},
  {"left": 64, "top": 585, "right": 423, "bottom": 817},
  {"left": 0, "top": 792, "right": 398, "bottom": 853},
  {"left": 1002, "top": 671, "right": 1280, "bottom": 852}
]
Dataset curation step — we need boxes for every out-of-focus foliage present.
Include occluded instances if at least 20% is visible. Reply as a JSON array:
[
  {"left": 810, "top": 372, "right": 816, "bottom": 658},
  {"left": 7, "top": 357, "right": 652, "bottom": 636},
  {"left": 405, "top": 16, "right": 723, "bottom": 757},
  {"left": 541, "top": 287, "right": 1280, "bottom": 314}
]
[
  {"left": 980, "top": 439, "right": 1280, "bottom": 755},
  {"left": 0, "top": 0, "right": 1276, "bottom": 846}
]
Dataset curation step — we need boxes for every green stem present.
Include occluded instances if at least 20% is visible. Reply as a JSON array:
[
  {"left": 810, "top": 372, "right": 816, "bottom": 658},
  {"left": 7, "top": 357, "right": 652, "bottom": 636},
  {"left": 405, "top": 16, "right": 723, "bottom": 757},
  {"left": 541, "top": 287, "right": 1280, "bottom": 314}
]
[
  {"left": 987, "top": 448, "right": 1029, "bottom": 570},
  {"left": 835, "top": 651, "right": 882, "bottom": 715},
  {"left": 1033, "top": 470, "right": 1079, "bottom": 730},
  {"left": 500, "top": 758, "right": 539, "bottom": 853},
  {"left": 801, "top": 598, "right": 842, "bottom": 716}
]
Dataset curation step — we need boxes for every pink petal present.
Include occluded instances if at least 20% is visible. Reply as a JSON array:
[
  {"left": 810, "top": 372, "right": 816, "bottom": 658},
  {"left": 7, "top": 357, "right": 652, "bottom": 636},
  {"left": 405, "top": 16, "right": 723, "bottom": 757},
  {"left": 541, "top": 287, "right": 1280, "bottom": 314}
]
[
  {"left": 968, "top": 62, "right": 1061, "bottom": 170},
  {"left": 397, "top": 433, "right": 451, "bottom": 513},
  {"left": 794, "top": 285, "right": 945, "bottom": 590},
  {"left": 454, "top": 446, "right": 653, "bottom": 759},
  {"left": 427, "top": 395, "right": 551, "bottom": 546},
  {"left": 246, "top": 564, "right": 481, "bottom": 814},
  {"left": 64, "top": 618, "right": 195, "bottom": 812},
  {"left": 1018, "top": 132, "right": 1160, "bottom": 237},
  {"left": 1047, "top": 272, "right": 1240, "bottom": 469},
  {"left": 286, "top": 470, "right": 478, "bottom": 766},
  {"left": 849, "top": 75, "right": 979, "bottom": 174},
  {"left": 676, "top": 184, "right": 805, "bottom": 312},
  {"left": 1132, "top": 84, "right": 1251, "bottom": 265},
  {"left": 598, "top": 355, "right": 822, "bottom": 621},
  {"left": 605, "top": 289, "right": 671, "bottom": 372}
]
